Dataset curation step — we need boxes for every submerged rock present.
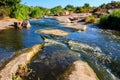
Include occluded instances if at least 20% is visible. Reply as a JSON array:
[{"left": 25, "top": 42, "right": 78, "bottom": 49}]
[
  {"left": 0, "top": 44, "right": 43, "bottom": 80},
  {"left": 14, "top": 20, "right": 31, "bottom": 29},
  {"left": 29, "top": 39, "right": 98, "bottom": 80},
  {"left": 37, "top": 28, "right": 70, "bottom": 36},
  {"left": 29, "top": 39, "right": 80, "bottom": 80}
]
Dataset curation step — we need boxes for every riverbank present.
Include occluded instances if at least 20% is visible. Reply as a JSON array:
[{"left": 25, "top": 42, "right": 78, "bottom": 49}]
[
  {"left": 0, "top": 18, "right": 19, "bottom": 31},
  {"left": 0, "top": 17, "right": 31, "bottom": 31}
]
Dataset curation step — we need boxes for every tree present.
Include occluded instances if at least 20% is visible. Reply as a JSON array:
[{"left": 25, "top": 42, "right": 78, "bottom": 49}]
[
  {"left": 0, "top": 0, "right": 21, "bottom": 17},
  {"left": 83, "top": 3, "right": 90, "bottom": 8},
  {"left": 0, "top": 0, "right": 21, "bottom": 7},
  {"left": 64, "top": 5, "right": 75, "bottom": 12},
  {"left": 30, "top": 7, "right": 42, "bottom": 18},
  {"left": 50, "top": 6, "right": 64, "bottom": 15},
  {"left": 11, "top": 5, "right": 30, "bottom": 20}
]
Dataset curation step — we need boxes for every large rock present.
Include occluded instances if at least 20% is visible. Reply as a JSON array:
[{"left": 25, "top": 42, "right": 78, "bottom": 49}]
[
  {"left": 14, "top": 20, "right": 31, "bottom": 29},
  {"left": 68, "top": 60, "right": 99, "bottom": 80},
  {"left": 37, "top": 28, "right": 70, "bottom": 36},
  {"left": 55, "top": 16, "right": 71, "bottom": 23},
  {"left": 14, "top": 21, "right": 23, "bottom": 29},
  {"left": 0, "top": 44, "right": 43, "bottom": 80},
  {"left": 64, "top": 23, "right": 87, "bottom": 31},
  {"left": 22, "top": 20, "right": 31, "bottom": 28}
]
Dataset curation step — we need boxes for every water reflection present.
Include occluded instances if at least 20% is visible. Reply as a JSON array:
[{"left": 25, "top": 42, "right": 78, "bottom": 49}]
[{"left": 0, "top": 29, "right": 23, "bottom": 52}]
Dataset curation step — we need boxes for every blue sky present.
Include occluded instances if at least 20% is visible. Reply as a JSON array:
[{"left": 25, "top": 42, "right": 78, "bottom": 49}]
[{"left": 21, "top": 0, "right": 120, "bottom": 8}]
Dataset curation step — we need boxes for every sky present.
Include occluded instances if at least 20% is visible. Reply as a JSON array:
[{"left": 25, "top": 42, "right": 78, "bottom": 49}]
[{"left": 21, "top": 0, "right": 120, "bottom": 8}]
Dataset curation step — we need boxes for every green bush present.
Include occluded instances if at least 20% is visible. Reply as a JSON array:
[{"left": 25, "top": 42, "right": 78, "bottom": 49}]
[
  {"left": 50, "top": 6, "right": 64, "bottom": 15},
  {"left": 30, "top": 7, "right": 42, "bottom": 18},
  {"left": 85, "top": 16, "right": 97, "bottom": 24},
  {"left": 0, "top": 0, "right": 21, "bottom": 18},
  {"left": 99, "top": 10, "right": 120, "bottom": 30},
  {"left": 99, "top": 15, "right": 108, "bottom": 27},
  {"left": 0, "top": 7, "right": 11, "bottom": 17},
  {"left": 12, "top": 64, "right": 32, "bottom": 80},
  {"left": 11, "top": 5, "right": 30, "bottom": 20}
]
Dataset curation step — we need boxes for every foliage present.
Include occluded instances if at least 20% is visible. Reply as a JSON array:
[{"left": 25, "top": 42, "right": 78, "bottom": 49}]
[
  {"left": 84, "top": 3, "right": 90, "bottom": 8},
  {"left": 30, "top": 7, "right": 43, "bottom": 18},
  {"left": 85, "top": 16, "right": 97, "bottom": 24},
  {"left": 12, "top": 64, "right": 32, "bottom": 80},
  {"left": 11, "top": 5, "right": 30, "bottom": 20},
  {"left": 0, "top": 0, "right": 21, "bottom": 17},
  {"left": 0, "top": 0, "right": 21, "bottom": 6},
  {"left": 75, "top": 3, "right": 94, "bottom": 13},
  {"left": 50, "top": 6, "right": 64, "bottom": 15},
  {"left": 99, "top": 15, "right": 108, "bottom": 26},
  {"left": 41, "top": 7, "right": 50, "bottom": 16},
  {"left": 0, "top": 6, "right": 11, "bottom": 17},
  {"left": 93, "top": 1, "right": 120, "bottom": 13},
  {"left": 99, "top": 10, "right": 120, "bottom": 30},
  {"left": 64, "top": 5, "right": 75, "bottom": 12}
]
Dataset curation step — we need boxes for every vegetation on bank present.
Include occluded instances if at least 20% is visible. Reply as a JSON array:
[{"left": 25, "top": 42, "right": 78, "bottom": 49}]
[
  {"left": 1, "top": 0, "right": 120, "bottom": 30},
  {"left": 85, "top": 16, "right": 97, "bottom": 24},
  {"left": 12, "top": 64, "right": 32, "bottom": 80},
  {"left": 99, "top": 10, "right": 120, "bottom": 30},
  {"left": 0, "top": 0, "right": 96, "bottom": 20}
]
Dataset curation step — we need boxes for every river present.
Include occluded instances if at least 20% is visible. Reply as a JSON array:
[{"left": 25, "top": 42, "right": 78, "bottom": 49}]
[{"left": 0, "top": 18, "right": 120, "bottom": 80}]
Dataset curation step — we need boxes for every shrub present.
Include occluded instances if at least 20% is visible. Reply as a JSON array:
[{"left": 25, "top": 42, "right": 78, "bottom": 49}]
[
  {"left": 11, "top": 5, "right": 30, "bottom": 20},
  {"left": 99, "top": 15, "right": 108, "bottom": 27},
  {"left": 12, "top": 64, "right": 32, "bottom": 80},
  {"left": 29, "top": 7, "right": 42, "bottom": 18},
  {"left": 0, "top": 7, "right": 11, "bottom": 17},
  {"left": 99, "top": 10, "right": 120, "bottom": 30},
  {"left": 85, "top": 16, "right": 97, "bottom": 24}
]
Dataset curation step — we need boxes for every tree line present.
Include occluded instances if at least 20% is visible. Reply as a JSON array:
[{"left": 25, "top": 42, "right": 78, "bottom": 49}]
[
  {"left": 0, "top": 0, "right": 120, "bottom": 21},
  {"left": 0, "top": 0, "right": 95, "bottom": 20}
]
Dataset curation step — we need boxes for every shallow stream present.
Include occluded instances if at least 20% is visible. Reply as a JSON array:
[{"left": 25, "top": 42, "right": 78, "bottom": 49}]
[{"left": 0, "top": 18, "right": 120, "bottom": 80}]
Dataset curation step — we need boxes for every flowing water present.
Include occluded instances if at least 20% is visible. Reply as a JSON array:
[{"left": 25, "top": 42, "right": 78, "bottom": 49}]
[{"left": 0, "top": 18, "right": 120, "bottom": 80}]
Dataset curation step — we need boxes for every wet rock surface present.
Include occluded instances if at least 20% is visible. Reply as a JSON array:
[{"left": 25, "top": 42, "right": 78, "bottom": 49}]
[{"left": 29, "top": 39, "right": 98, "bottom": 80}]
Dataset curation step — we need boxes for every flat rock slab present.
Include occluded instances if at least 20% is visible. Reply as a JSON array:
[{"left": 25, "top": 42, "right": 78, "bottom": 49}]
[
  {"left": 64, "top": 23, "right": 87, "bottom": 31},
  {"left": 0, "top": 19, "right": 20, "bottom": 31},
  {"left": 55, "top": 16, "right": 71, "bottom": 23},
  {"left": 0, "top": 44, "right": 43, "bottom": 80},
  {"left": 68, "top": 60, "right": 99, "bottom": 80},
  {"left": 37, "top": 29, "right": 70, "bottom": 36}
]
